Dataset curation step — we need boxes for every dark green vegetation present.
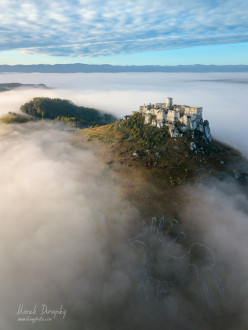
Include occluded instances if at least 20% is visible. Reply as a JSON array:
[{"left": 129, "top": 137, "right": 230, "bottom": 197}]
[
  {"left": 122, "top": 112, "right": 170, "bottom": 146},
  {"left": 0, "top": 83, "right": 48, "bottom": 92},
  {"left": 21, "top": 97, "right": 116, "bottom": 127}
]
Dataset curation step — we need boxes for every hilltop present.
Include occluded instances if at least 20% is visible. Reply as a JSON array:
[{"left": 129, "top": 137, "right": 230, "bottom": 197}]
[
  {"left": 20, "top": 97, "right": 116, "bottom": 127},
  {"left": 82, "top": 112, "right": 248, "bottom": 218},
  {"left": 85, "top": 112, "right": 246, "bottom": 182},
  {"left": 0, "top": 97, "right": 116, "bottom": 127}
]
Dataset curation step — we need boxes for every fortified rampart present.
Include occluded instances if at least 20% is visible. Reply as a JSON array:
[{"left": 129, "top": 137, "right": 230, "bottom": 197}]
[{"left": 137, "top": 97, "right": 211, "bottom": 140}]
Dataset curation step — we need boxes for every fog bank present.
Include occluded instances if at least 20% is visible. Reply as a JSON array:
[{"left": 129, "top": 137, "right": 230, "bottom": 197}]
[
  {"left": 0, "top": 121, "right": 142, "bottom": 329},
  {"left": 0, "top": 72, "right": 247, "bottom": 155},
  {"left": 181, "top": 181, "right": 248, "bottom": 329},
  {"left": 0, "top": 116, "right": 247, "bottom": 328}
]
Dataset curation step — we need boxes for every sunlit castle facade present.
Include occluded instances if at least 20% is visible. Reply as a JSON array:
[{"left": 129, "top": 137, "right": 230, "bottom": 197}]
[{"left": 138, "top": 97, "right": 211, "bottom": 140}]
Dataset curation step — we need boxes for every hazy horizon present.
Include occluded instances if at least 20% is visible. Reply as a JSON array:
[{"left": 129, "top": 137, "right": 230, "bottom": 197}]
[
  {"left": 1, "top": 63, "right": 248, "bottom": 73},
  {"left": 0, "top": 72, "right": 247, "bottom": 156}
]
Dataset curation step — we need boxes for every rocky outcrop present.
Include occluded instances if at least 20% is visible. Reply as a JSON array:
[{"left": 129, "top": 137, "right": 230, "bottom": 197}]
[
  {"left": 203, "top": 120, "right": 211, "bottom": 141},
  {"left": 197, "top": 119, "right": 212, "bottom": 141}
]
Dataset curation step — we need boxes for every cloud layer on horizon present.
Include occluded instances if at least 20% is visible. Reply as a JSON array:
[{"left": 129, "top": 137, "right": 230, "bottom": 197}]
[
  {"left": 0, "top": 0, "right": 248, "bottom": 57},
  {"left": 0, "top": 72, "right": 248, "bottom": 156}
]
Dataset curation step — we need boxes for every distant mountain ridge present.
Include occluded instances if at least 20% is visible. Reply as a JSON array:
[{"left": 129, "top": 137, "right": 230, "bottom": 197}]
[{"left": 0, "top": 64, "right": 248, "bottom": 73}]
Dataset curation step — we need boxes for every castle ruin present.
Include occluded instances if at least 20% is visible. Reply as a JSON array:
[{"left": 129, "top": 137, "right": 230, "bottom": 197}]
[{"left": 138, "top": 97, "right": 211, "bottom": 140}]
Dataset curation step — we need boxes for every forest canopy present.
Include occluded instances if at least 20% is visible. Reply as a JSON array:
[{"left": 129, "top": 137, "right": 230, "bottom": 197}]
[{"left": 21, "top": 97, "right": 116, "bottom": 126}]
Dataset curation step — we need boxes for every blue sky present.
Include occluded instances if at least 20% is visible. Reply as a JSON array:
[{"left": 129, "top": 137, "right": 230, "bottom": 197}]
[{"left": 0, "top": 0, "right": 248, "bottom": 65}]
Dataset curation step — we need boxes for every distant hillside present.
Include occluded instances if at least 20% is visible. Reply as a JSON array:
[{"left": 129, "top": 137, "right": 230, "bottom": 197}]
[
  {"left": 1, "top": 64, "right": 248, "bottom": 73},
  {"left": 21, "top": 97, "right": 116, "bottom": 127},
  {"left": 0, "top": 112, "right": 32, "bottom": 124},
  {"left": 0, "top": 83, "right": 48, "bottom": 92}
]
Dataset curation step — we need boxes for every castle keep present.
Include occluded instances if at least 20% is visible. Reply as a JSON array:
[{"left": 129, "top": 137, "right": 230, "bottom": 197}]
[{"left": 138, "top": 97, "right": 211, "bottom": 140}]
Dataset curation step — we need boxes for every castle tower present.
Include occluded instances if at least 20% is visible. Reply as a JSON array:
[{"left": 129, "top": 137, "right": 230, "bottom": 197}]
[{"left": 166, "top": 97, "right": 173, "bottom": 109}]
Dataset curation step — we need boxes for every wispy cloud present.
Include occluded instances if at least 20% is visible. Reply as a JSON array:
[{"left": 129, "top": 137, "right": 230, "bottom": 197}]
[{"left": 0, "top": 0, "right": 248, "bottom": 56}]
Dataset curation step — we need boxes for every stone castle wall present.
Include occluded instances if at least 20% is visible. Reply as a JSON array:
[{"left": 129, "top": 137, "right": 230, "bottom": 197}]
[{"left": 137, "top": 97, "right": 211, "bottom": 140}]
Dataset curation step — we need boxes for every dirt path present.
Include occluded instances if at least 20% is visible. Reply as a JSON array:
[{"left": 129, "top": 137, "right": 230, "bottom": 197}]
[{"left": 118, "top": 120, "right": 131, "bottom": 140}]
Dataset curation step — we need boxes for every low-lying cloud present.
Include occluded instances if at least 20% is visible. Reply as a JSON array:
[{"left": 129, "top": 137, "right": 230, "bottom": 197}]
[
  {"left": 181, "top": 181, "right": 248, "bottom": 329},
  {"left": 0, "top": 72, "right": 248, "bottom": 329},
  {"left": 1, "top": 121, "right": 234, "bottom": 330},
  {"left": 1, "top": 121, "right": 247, "bottom": 330},
  {"left": 0, "top": 72, "right": 248, "bottom": 155},
  {"left": 0, "top": 121, "right": 141, "bottom": 329}
]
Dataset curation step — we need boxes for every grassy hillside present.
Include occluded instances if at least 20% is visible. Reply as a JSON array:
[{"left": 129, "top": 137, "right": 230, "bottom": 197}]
[
  {"left": 84, "top": 112, "right": 245, "bottom": 182},
  {"left": 81, "top": 113, "right": 248, "bottom": 218},
  {"left": 21, "top": 97, "right": 116, "bottom": 127},
  {"left": 85, "top": 120, "right": 128, "bottom": 141},
  {"left": 0, "top": 112, "right": 32, "bottom": 124}
]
